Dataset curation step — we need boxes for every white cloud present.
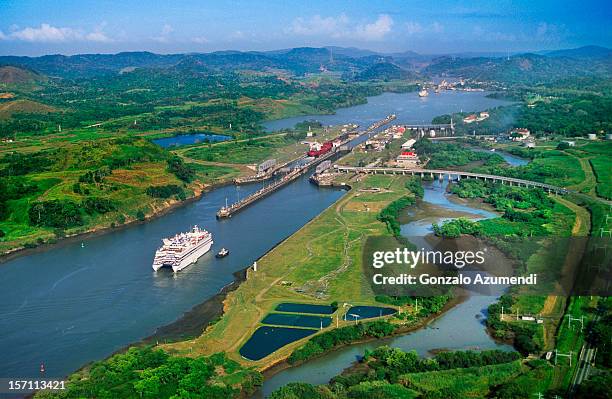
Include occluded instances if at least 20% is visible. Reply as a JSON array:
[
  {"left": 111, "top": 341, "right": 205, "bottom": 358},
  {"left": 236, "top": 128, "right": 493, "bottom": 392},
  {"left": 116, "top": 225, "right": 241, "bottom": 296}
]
[
  {"left": 0, "top": 23, "right": 113, "bottom": 43},
  {"left": 354, "top": 14, "right": 393, "bottom": 41},
  {"left": 288, "top": 14, "right": 393, "bottom": 41},
  {"left": 404, "top": 21, "right": 444, "bottom": 36},
  {"left": 153, "top": 24, "right": 174, "bottom": 43},
  {"left": 9, "top": 23, "right": 82, "bottom": 42},
  {"left": 192, "top": 36, "right": 209, "bottom": 44},
  {"left": 230, "top": 30, "right": 246, "bottom": 40},
  {"left": 289, "top": 14, "right": 349, "bottom": 37}
]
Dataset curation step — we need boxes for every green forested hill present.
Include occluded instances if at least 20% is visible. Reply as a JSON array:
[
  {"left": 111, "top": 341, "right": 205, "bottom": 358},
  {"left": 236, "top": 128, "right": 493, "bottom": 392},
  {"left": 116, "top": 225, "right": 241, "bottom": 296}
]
[
  {"left": 354, "top": 62, "right": 418, "bottom": 81},
  {"left": 424, "top": 53, "right": 611, "bottom": 84}
]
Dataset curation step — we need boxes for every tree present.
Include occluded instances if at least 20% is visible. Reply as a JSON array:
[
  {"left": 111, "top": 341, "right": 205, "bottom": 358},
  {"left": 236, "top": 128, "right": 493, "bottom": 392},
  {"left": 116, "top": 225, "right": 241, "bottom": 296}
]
[
  {"left": 133, "top": 374, "right": 160, "bottom": 399},
  {"left": 28, "top": 200, "right": 83, "bottom": 228}
]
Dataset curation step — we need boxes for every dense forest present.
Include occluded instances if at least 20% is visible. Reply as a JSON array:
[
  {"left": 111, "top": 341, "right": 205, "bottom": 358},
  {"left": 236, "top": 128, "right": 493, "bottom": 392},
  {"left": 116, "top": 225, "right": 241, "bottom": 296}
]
[{"left": 34, "top": 347, "right": 262, "bottom": 399}]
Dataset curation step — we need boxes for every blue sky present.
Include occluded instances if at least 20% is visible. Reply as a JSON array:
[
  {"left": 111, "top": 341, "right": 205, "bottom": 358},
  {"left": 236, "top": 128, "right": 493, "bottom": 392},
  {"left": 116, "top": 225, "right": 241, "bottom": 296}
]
[{"left": 0, "top": 0, "right": 611, "bottom": 56}]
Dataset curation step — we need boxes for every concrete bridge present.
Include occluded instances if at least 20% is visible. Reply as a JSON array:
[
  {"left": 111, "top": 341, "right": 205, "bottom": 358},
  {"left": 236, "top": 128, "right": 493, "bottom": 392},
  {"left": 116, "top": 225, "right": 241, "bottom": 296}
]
[{"left": 334, "top": 165, "right": 569, "bottom": 194}]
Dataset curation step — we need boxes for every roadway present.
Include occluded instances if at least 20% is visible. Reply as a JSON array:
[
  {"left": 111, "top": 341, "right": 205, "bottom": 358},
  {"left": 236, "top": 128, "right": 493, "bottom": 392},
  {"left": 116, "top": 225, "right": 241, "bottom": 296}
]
[{"left": 334, "top": 165, "right": 568, "bottom": 194}]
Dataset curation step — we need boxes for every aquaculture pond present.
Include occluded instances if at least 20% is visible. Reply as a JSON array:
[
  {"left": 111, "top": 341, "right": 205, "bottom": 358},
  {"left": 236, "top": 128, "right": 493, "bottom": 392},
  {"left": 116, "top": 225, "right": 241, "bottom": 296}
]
[
  {"left": 343, "top": 306, "right": 397, "bottom": 321},
  {"left": 275, "top": 303, "right": 336, "bottom": 314},
  {"left": 239, "top": 326, "right": 317, "bottom": 361},
  {"left": 152, "top": 132, "right": 232, "bottom": 148},
  {"left": 262, "top": 313, "right": 332, "bottom": 329}
]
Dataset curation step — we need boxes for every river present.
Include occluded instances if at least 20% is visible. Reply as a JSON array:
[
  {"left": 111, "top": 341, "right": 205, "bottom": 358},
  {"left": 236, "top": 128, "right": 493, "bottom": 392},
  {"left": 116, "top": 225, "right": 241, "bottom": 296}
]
[
  {"left": 255, "top": 177, "right": 513, "bottom": 397},
  {"left": 0, "top": 90, "right": 512, "bottom": 382},
  {"left": 263, "top": 90, "right": 509, "bottom": 131}
]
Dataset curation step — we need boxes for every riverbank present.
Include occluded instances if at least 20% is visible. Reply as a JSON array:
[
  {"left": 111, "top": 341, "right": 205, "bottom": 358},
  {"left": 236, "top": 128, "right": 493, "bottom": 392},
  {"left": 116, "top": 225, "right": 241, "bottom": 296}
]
[
  {"left": 0, "top": 178, "right": 230, "bottom": 264},
  {"left": 161, "top": 173, "right": 420, "bottom": 366},
  {"left": 260, "top": 293, "right": 467, "bottom": 380}
]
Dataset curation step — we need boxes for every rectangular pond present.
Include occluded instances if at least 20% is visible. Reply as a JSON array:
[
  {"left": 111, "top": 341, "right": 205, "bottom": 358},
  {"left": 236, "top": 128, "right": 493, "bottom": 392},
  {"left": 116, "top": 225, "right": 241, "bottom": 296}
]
[
  {"left": 262, "top": 313, "right": 332, "bottom": 329},
  {"left": 275, "top": 302, "right": 335, "bottom": 315},
  {"left": 344, "top": 306, "right": 396, "bottom": 321},
  {"left": 239, "top": 326, "right": 317, "bottom": 361}
]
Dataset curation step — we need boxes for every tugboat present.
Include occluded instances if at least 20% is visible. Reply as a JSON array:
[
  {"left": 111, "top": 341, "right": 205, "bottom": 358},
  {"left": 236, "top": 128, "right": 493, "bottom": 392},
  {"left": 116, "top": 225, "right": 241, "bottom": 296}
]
[{"left": 216, "top": 247, "right": 230, "bottom": 258}]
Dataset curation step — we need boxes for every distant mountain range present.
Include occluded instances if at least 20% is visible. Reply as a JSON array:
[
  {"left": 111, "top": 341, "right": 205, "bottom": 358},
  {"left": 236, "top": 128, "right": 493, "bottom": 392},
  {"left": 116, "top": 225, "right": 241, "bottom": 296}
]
[{"left": 0, "top": 45, "right": 609, "bottom": 83}]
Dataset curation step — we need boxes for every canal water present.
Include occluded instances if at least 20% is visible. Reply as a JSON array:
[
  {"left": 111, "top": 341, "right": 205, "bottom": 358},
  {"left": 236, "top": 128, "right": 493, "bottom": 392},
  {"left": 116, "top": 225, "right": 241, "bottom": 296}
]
[
  {"left": 255, "top": 177, "right": 514, "bottom": 397},
  {"left": 0, "top": 175, "right": 345, "bottom": 379},
  {"left": 471, "top": 147, "right": 528, "bottom": 167},
  {"left": 0, "top": 90, "right": 512, "bottom": 381},
  {"left": 263, "top": 90, "right": 511, "bottom": 131}
]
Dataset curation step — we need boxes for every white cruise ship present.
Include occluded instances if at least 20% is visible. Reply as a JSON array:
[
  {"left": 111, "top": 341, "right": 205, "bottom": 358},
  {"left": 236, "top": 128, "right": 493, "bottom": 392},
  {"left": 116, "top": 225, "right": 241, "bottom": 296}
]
[{"left": 152, "top": 226, "right": 213, "bottom": 272}]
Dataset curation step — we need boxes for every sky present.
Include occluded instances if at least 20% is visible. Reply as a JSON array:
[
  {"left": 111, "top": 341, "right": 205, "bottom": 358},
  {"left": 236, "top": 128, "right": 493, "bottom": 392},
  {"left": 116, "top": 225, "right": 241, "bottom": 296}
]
[{"left": 0, "top": 0, "right": 611, "bottom": 56}]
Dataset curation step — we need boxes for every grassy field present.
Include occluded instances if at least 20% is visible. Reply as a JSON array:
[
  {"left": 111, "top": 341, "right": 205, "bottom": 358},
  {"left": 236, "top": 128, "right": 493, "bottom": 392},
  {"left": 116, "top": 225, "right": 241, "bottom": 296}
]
[
  {"left": 182, "top": 125, "right": 344, "bottom": 166},
  {"left": 162, "top": 174, "right": 419, "bottom": 367}
]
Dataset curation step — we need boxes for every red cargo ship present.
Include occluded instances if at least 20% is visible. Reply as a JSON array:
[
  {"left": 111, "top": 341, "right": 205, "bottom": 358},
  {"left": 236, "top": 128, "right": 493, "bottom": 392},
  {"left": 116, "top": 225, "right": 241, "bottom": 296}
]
[{"left": 307, "top": 141, "right": 334, "bottom": 157}]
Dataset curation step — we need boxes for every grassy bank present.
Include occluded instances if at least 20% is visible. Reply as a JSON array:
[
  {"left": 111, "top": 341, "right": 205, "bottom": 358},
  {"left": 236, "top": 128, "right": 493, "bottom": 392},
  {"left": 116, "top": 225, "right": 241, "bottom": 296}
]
[{"left": 161, "top": 174, "right": 423, "bottom": 368}]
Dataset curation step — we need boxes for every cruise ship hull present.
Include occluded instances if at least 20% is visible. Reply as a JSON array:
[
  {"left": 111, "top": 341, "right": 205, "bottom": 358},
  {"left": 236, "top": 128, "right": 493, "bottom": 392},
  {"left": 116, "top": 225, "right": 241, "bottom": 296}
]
[
  {"left": 172, "top": 240, "right": 213, "bottom": 272},
  {"left": 152, "top": 238, "right": 213, "bottom": 272}
]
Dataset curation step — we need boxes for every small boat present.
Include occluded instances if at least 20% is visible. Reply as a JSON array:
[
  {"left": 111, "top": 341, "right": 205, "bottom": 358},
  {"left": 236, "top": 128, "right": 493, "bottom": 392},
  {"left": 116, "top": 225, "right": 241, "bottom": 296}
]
[{"left": 216, "top": 248, "right": 230, "bottom": 258}]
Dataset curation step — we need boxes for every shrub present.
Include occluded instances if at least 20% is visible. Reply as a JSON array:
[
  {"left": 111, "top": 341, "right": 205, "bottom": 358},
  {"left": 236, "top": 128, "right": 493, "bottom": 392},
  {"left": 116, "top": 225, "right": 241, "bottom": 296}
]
[
  {"left": 167, "top": 156, "right": 195, "bottom": 182},
  {"left": 83, "top": 197, "right": 116, "bottom": 215},
  {"left": 28, "top": 200, "right": 83, "bottom": 228},
  {"left": 145, "top": 185, "right": 184, "bottom": 199}
]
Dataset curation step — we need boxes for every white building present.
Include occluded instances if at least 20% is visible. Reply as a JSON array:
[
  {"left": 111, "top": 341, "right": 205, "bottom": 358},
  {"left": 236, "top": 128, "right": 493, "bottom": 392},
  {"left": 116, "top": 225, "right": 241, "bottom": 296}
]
[
  {"left": 510, "top": 128, "right": 531, "bottom": 141},
  {"left": 401, "top": 139, "right": 416, "bottom": 150}
]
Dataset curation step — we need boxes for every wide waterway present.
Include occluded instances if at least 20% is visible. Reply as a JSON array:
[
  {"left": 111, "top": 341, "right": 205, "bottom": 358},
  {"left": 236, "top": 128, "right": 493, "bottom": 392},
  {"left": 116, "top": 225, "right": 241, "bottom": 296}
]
[
  {"left": 263, "top": 90, "right": 510, "bottom": 131},
  {"left": 0, "top": 90, "right": 512, "bottom": 382}
]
